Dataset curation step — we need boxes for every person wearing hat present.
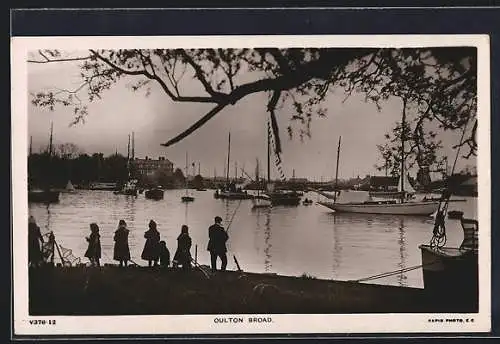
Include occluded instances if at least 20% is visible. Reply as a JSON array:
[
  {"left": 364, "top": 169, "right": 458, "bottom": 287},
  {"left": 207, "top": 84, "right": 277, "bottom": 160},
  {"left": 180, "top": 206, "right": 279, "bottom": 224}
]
[
  {"left": 207, "top": 216, "right": 229, "bottom": 273},
  {"left": 113, "top": 219, "right": 131, "bottom": 267},
  {"left": 28, "top": 216, "right": 44, "bottom": 267},
  {"left": 84, "top": 223, "right": 102, "bottom": 267},
  {"left": 141, "top": 220, "right": 160, "bottom": 267},
  {"left": 173, "top": 225, "right": 192, "bottom": 270}
]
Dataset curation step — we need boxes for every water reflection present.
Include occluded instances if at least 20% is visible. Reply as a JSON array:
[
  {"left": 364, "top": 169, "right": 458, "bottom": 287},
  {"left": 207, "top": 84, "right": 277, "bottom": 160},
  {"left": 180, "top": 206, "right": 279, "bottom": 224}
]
[
  {"left": 331, "top": 215, "right": 342, "bottom": 279},
  {"left": 397, "top": 218, "right": 408, "bottom": 287},
  {"left": 263, "top": 209, "right": 272, "bottom": 272},
  {"left": 26, "top": 190, "right": 476, "bottom": 288}
]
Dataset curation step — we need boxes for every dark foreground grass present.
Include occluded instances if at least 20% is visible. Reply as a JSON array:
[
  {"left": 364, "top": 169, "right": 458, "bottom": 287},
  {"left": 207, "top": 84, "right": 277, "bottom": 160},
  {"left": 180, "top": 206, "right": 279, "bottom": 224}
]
[{"left": 29, "top": 266, "right": 476, "bottom": 315}]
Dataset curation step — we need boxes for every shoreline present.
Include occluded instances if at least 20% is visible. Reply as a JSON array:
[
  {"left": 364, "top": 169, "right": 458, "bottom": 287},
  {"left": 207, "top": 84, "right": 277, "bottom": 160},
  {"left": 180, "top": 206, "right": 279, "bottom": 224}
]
[{"left": 29, "top": 266, "right": 478, "bottom": 315}]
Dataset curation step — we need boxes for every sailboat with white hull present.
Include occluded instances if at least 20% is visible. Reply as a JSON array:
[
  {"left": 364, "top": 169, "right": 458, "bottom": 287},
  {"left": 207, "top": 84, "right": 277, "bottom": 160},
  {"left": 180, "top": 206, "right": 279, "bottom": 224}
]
[
  {"left": 181, "top": 152, "right": 195, "bottom": 202},
  {"left": 318, "top": 123, "right": 439, "bottom": 216}
]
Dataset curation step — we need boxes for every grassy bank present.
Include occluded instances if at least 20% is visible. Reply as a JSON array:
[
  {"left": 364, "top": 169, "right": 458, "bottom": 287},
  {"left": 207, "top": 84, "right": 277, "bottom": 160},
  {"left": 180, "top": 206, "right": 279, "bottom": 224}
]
[{"left": 29, "top": 266, "right": 476, "bottom": 315}]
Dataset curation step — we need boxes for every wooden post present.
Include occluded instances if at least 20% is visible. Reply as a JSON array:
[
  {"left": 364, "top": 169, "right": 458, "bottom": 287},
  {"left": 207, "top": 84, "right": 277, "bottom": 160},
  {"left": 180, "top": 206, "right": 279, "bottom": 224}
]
[
  {"left": 233, "top": 255, "right": 242, "bottom": 272},
  {"left": 195, "top": 244, "right": 198, "bottom": 265}
]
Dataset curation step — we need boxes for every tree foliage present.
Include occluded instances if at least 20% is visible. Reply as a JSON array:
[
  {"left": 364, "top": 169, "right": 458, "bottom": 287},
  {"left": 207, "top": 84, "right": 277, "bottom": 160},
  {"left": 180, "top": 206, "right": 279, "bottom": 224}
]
[{"left": 29, "top": 47, "right": 477, "bottom": 161}]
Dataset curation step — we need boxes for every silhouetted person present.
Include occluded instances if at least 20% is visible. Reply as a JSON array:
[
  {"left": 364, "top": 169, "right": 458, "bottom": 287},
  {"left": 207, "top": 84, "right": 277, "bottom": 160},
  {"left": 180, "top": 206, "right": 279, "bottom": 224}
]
[
  {"left": 207, "top": 216, "right": 229, "bottom": 273},
  {"left": 173, "top": 225, "right": 192, "bottom": 270},
  {"left": 159, "top": 240, "right": 170, "bottom": 269},
  {"left": 84, "top": 223, "right": 101, "bottom": 267},
  {"left": 28, "top": 216, "right": 44, "bottom": 267},
  {"left": 141, "top": 220, "right": 160, "bottom": 267},
  {"left": 113, "top": 219, "right": 130, "bottom": 267},
  {"left": 43, "top": 231, "right": 56, "bottom": 266}
]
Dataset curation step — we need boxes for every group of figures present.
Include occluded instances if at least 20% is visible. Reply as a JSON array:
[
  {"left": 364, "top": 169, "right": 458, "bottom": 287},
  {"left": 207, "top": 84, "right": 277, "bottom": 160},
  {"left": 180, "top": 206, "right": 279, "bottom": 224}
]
[{"left": 28, "top": 215, "right": 230, "bottom": 273}]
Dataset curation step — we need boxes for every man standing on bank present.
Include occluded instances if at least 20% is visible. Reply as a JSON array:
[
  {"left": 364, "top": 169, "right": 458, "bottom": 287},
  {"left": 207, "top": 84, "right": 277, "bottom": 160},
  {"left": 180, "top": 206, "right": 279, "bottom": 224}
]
[{"left": 207, "top": 216, "right": 229, "bottom": 273}]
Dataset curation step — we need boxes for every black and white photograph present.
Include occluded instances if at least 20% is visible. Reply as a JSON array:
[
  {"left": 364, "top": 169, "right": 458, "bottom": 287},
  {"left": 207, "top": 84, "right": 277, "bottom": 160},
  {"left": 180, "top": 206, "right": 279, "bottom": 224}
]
[{"left": 12, "top": 35, "right": 490, "bottom": 335}]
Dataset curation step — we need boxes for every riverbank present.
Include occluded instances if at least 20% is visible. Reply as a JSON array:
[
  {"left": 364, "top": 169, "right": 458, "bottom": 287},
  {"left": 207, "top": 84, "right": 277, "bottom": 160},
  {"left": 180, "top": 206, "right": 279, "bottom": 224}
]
[{"left": 29, "top": 266, "right": 477, "bottom": 315}]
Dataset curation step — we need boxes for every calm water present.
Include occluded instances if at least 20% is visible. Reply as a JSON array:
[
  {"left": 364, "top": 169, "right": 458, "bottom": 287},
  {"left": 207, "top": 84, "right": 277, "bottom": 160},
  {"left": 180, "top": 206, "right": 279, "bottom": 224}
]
[{"left": 28, "top": 189, "right": 477, "bottom": 288}]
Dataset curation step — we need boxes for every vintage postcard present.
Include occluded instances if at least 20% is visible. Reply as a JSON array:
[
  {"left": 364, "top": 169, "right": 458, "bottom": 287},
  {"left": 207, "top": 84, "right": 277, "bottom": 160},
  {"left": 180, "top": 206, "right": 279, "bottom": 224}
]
[{"left": 11, "top": 34, "right": 491, "bottom": 336}]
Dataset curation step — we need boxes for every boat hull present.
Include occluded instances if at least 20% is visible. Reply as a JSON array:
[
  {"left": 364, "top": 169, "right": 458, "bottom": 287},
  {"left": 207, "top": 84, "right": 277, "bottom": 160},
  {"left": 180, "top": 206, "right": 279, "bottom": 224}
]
[
  {"left": 28, "top": 190, "right": 60, "bottom": 203},
  {"left": 145, "top": 189, "right": 164, "bottom": 200},
  {"left": 318, "top": 201, "right": 439, "bottom": 215},
  {"left": 181, "top": 196, "right": 195, "bottom": 202},
  {"left": 214, "top": 191, "right": 253, "bottom": 200},
  {"left": 419, "top": 245, "right": 478, "bottom": 307}
]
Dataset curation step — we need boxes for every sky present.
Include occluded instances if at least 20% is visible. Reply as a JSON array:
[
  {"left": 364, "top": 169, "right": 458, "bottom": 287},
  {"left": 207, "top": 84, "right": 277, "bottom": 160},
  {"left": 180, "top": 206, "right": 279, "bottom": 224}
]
[{"left": 27, "top": 51, "right": 477, "bottom": 181}]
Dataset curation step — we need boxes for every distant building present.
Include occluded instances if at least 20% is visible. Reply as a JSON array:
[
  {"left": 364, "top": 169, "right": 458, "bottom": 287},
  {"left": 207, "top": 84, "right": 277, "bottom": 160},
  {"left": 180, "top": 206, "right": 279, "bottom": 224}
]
[{"left": 131, "top": 156, "right": 174, "bottom": 177}]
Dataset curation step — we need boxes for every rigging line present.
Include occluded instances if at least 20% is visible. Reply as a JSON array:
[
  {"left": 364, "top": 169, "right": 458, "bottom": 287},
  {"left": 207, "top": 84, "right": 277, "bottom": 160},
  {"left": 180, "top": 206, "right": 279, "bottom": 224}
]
[
  {"left": 226, "top": 199, "right": 243, "bottom": 235},
  {"left": 431, "top": 118, "right": 472, "bottom": 249},
  {"left": 352, "top": 261, "right": 439, "bottom": 283}
]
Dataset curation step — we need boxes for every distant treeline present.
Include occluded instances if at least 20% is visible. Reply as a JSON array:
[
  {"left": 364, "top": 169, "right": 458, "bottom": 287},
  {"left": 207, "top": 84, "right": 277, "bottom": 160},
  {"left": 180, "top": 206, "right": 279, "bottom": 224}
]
[{"left": 28, "top": 152, "right": 186, "bottom": 189}]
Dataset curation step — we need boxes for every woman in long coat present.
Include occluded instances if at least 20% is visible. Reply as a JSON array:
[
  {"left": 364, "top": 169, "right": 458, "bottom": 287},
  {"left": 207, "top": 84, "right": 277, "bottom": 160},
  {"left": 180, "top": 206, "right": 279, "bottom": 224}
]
[
  {"left": 113, "top": 219, "right": 130, "bottom": 267},
  {"left": 141, "top": 220, "right": 160, "bottom": 267},
  {"left": 28, "top": 216, "right": 44, "bottom": 267},
  {"left": 84, "top": 223, "right": 101, "bottom": 267},
  {"left": 173, "top": 225, "right": 192, "bottom": 270}
]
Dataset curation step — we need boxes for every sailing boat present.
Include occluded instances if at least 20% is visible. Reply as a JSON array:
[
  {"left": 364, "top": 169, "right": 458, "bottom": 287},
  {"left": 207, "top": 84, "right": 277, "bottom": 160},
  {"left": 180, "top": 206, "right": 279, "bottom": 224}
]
[
  {"left": 62, "top": 180, "right": 76, "bottom": 193},
  {"left": 264, "top": 122, "right": 301, "bottom": 206},
  {"left": 214, "top": 132, "right": 253, "bottom": 200},
  {"left": 28, "top": 123, "right": 60, "bottom": 203},
  {"left": 114, "top": 133, "right": 138, "bottom": 196},
  {"left": 369, "top": 173, "right": 415, "bottom": 199},
  {"left": 252, "top": 158, "right": 271, "bottom": 209},
  {"left": 317, "top": 120, "right": 439, "bottom": 215},
  {"left": 181, "top": 152, "right": 195, "bottom": 202}
]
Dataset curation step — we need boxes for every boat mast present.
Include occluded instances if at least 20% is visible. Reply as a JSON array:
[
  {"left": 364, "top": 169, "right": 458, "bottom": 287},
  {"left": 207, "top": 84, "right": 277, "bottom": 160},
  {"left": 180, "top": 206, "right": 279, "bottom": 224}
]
[
  {"left": 131, "top": 132, "right": 135, "bottom": 160},
  {"left": 185, "top": 151, "right": 189, "bottom": 196},
  {"left": 48, "top": 122, "right": 54, "bottom": 156},
  {"left": 226, "top": 132, "right": 231, "bottom": 185},
  {"left": 334, "top": 136, "right": 342, "bottom": 202},
  {"left": 267, "top": 121, "right": 271, "bottom": 184},
  {"left": 400, "top": 98, "right": 407, "bottom": 203}
]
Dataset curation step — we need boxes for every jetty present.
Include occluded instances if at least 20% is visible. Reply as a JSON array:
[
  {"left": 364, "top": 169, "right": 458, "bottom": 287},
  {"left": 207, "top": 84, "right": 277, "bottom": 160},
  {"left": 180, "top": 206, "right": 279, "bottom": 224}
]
[{"left": 29, "top": 266, "right": 477, "bottom": 315}]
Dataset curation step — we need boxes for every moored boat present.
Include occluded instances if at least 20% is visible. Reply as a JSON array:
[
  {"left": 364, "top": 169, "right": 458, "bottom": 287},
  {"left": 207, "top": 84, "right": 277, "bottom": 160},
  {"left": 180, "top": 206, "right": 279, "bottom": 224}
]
[
  {"left": 447, "top": 210, "right": 464, "bottom": 219},
  {"left": 181, "top": 195, "right": 195, "bottom": 202},
  {"left": 90, "top": 182, "right": 118, "bottom": 191},
  {"left": 302, "top": 198, "right": 313, "bottom": 206},
  {"left": 419, "top": 218, "right": 478, "bottom": 301},
  {"left": 215, "top": 188, "right": 254, "bottom": 200},
  {"left": 28, "top": 189, "right": 60, "bottom": 203},
  {"left": 266, "top": 190, "right": 301, "bottom": 206},
  {"left": 181, "top": 152, "right": 195, "bottom": 203},
  {"left": 251, "top": 195, "right": 272, "bottom": 209},
  {"left": 114, "top": 179, "right": 138, "bottom": 196},
  {"left": 145, "top": 187, "right": 164, "bottom": 200},
  {"left": 317, "top": 190, "right": 439, "bottom": 216},
  {"left": 319, "top": 199, "right": 439, "bottom": 216},
  {"left": 61, "top": 180, "right": 76, "bottom": 193}
]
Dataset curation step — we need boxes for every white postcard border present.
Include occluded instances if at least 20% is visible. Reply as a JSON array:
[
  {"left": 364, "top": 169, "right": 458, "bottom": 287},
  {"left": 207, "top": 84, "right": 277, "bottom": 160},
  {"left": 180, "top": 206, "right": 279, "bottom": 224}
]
[{"left": 11, "top": 34, "right": 491, "bottom": 335}]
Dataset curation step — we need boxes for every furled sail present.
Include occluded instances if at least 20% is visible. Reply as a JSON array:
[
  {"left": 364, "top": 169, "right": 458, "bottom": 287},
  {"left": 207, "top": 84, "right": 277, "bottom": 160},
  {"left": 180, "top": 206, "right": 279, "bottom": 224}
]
[{"left": 398, "top": 173, "right": 416, "bottom": 194}]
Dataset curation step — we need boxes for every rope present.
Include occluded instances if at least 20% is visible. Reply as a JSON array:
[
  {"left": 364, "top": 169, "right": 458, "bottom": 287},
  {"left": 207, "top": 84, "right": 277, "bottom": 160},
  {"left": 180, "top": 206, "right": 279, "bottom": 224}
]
[
  {"left": 267, "top": 117, "right": 286, "bottom": 182},
  {"left": 352, "top": 261, "right": 439, "bottom": 283},
  {"left": 430, "top": 118, "right": 471, "bottom": 249},
  {"left": 225, "top": 199, "right": 244, "bottom": 271}
]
